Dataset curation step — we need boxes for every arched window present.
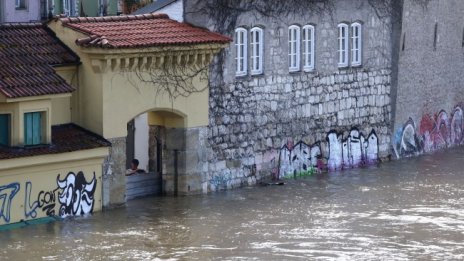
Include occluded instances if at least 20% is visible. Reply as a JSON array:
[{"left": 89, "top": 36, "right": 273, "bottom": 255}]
[
  {"left": 351, "top": 22, "right": 362, "bottom": 66},
  {"left": 302, "top": 25, "right": 315, "bottom": 71},
  {"left": 250, "top": 27, "right": 264, "bottom": 75},
  {"left": 338, "top": 23, "right": 349, "bottom": 68},
  {"left": 235, "top": 27, "right": 248, "bottom": 76},
  {"left": 288, "top": 25, "right": 301, "bottom": 72}
]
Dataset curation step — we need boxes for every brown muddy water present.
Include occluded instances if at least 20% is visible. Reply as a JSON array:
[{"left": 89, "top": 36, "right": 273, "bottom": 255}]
[{"left": 1, "top": 147, "right": 464, "bottom": 260}]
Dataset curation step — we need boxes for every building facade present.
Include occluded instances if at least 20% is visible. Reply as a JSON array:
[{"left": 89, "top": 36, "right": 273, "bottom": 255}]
[
  {"left": 392, "top": 0, "right": 464, "bottom": 158},
  {"left": 179, "top": 0, "right": 395, "bottom": 190},
  {"left": 0, "top": 24, "right": 110, "bottom": 226},
  {"left": 48, "top": 13, "right": 230, "bottom": 206}
]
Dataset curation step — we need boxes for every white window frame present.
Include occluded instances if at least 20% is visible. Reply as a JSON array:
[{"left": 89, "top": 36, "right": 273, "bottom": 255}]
[
  {"left": 63, "top": 0, "right": 77, "bottom": 17},
  {"left": 302, "top": 25, "right": 315, "bottom": 71},
  {"left": 338, "top": 23, "right": 349, "bottom": 68},
  {"left": 15, "top": 0, "right": 26, "bottom": 9},
  {"left": 250, "top": 27, "right": 264, "bottom": 75},
  {"left": 351, "top": 22, "right": 362, "bottom": 66},
  {"left": 235, "top": 27, "right": 248, "bottom": 76},
  {"left": 288, "top": 25, "right": 301, "bottom": 72}
]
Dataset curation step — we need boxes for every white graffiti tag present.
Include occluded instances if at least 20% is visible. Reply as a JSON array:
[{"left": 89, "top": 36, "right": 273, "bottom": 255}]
[{"left": 57, "top": 172, "right": 97, "bottom": 217}]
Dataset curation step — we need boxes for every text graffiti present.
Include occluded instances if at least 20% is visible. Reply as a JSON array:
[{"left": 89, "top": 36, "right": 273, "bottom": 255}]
[{"left": 0, "top": 183, "right": 20, "bottom": 223}]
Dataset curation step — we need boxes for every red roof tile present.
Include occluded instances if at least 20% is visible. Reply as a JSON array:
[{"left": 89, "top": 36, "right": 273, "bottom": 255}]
[
  {"left": 0, "top": 23, "right": 79, "bottom": 98},
  {"left": 0, "top": 124, "right": 110, "bottom": 160},
  {"left": 60, "top": 13, "right": 231, "bottom": 48}
]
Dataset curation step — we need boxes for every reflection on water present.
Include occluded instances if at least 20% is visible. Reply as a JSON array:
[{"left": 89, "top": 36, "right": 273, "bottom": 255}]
[{"left": 2, "top": 147, "right": 464, "bottom": 260}]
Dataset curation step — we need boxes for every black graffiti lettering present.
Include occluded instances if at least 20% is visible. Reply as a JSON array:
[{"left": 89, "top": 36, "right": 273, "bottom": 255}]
[{"left": 36, "top": 188, "right": 60, "bottom": 217}]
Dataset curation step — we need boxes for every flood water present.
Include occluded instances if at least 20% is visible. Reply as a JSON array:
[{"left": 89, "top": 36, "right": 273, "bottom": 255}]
[{"left": 2, "top": 148, "right": 464, "bottom": 260}]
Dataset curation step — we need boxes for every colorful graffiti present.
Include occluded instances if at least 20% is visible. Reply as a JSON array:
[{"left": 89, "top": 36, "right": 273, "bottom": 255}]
[
  {"left": 57, "top": 172, "right": 97, "bottom": 217},
  {"left": 1, "top": 171, "right": 97, "bottom": 225},
  {"left": 394, "top": 106, "right": 464, "bottom": 158},
  {"left": 278, "top": 128, "right": 379, "bottom": 178},
  {"left": 0, "top": 183, "right": 20, "bottom": 223}
]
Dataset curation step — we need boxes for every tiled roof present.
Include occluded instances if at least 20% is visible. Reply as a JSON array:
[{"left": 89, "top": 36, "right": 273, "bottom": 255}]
[
  {"left": 60, "top": 13, "right": 231, "bottom": 48},
  {"left": 0, "top": 23, "right": 79, "bottom": 98},
  {"left": 0, "top": 124, "right": 110, "bottom": 160}
]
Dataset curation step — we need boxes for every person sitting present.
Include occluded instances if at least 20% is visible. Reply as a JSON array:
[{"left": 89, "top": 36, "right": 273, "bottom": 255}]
[{"left": 125, "top": 159, "right": 146, "bottom": 176}]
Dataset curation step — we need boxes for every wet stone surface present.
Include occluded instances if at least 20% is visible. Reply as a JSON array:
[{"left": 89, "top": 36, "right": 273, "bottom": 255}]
[{"left": 1, "top": 147, "right": 464, "bottom": 260}]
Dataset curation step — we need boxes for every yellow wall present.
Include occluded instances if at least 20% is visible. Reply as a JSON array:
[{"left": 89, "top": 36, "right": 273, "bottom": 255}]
[
  {"left": 48, "top": 19, "right": 222, "bottom": 139},
  {"left": 101, "top": 71, "right": 209, "bottom": 138},
  {"left": 48, "top": 21, "right": 105, "bottom": 135},
  {"left": 0, "top": 64, "right": 76, "bottom": 146},
  {"left": 0, "top": 148, "right": 107, "bottom": 226}
]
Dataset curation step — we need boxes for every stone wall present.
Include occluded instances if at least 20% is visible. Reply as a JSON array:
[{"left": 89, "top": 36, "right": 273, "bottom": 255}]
[
  {"left": 162, "top": 126, "right": 210, "bottom": 195},
  {"left": 185, "top": 0, "right": 396, "bottom": 191},
  {"left": 392, "top": 0, "right": 464, "bottom": 158},
  {"left": 102, "top": 137, "right": 126, "bottom": 207}
]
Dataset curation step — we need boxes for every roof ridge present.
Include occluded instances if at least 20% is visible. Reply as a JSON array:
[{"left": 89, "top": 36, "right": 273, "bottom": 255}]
[
  {"left": 60, "top": 13, "right": 170, "bottom": 24},
  {"left": 0, "top": 22, "right": 44, "bottom": 28}
]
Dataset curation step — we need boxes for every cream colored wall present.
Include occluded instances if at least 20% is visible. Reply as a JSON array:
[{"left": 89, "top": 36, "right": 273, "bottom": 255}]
[
  {"left": 53, "top": 66, "right": 78, "bottom": 125},
  {"left": 0, "top": 93, "right": 75, "bottom": 146},
  {"left": 48, "top": 20, "right": 104, "bottom": 136},
  {"left": 0, "top": 148, "right": 108, "bottom": 226},
  {"left": 49, "top": 20, "right": 223, "bottom": 140},
  {"left": 101, "top": 71, "right": 209, "bottom": 138},
  {"left": 0, "top": 99, "right": 52, "bottom": 146}
]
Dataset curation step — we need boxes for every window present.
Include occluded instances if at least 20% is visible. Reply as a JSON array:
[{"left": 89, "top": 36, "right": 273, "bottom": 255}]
[
  {"left": 0, "top": 114, "right": 10, "bottom": 146},
  {"left": 302, "top": 25, "right": 315, "bottom": 71},
  {"left": 15, "top": 0, "right": 26, "bottom": 9},
  {"left": 24, "top": 112, "right": 43, "bottom": 146},
  {"left": 338, "top": 23, "right": 349, "bottom": 67},
  {"left": 250, "top": 27, "right": 264, "bottom": 75},
  {"left": 288, "top": 25, "right": 301, "bottom": 72},
  {"left": 63, "top": 0, "right": 77, "bottom": 16},
  {"left": 351, "top": 22, "right": 362, "bottom": 66},
  {"left": 235, "top": 27, "right": 248, "bottom": 76}
]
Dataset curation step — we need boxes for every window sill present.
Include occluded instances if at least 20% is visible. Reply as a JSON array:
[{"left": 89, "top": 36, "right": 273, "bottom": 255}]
[
  {"left": 251, "top": 71, "right": 264, "bottom": 76},
  {"left": 303, "top": 67, "right": 315, "bottom": 72},
  {"left": 15, "top": 7, "right": 27, "bottom": 11},
  {"left": 235, "top": 72, "right": 247, "bottom": 77}
]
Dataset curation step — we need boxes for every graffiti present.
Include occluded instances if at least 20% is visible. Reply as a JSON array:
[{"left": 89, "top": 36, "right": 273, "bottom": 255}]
[
  {"left": 278, "top": 128, "right": 379, "bottom": 178},
  {"left": 328, "top": 129, "right": 379, "bottom": 171},
  {"left": 279, "top": 140, "right": 322, "bottom": 178},
  {"left": 24, "top": 182, "right": 39, "bottom": 219},
  {"left": 210, "top": 174, "right": 230, "bottom": 190},
  {"left": 0, "top": 183, "right": 20, "bottom": 223},
  {"left": 394, "top": 106, "right": 464, "bottom": 158},
  {"left": 38, "top": 188, "right": 61, "bottom": 216},
  {"left": 57, "top": 171, "right": 97, "bottom": 217}
]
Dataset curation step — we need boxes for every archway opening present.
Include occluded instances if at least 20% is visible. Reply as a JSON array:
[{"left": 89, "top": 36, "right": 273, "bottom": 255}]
[{"left": 125, "top": 110, "right": 186, "bottom": 200}]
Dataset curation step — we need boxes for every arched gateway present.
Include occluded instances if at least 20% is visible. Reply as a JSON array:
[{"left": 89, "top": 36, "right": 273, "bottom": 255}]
[{"left": 48, "top": 13, "right": 230, "bottom": 207}]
